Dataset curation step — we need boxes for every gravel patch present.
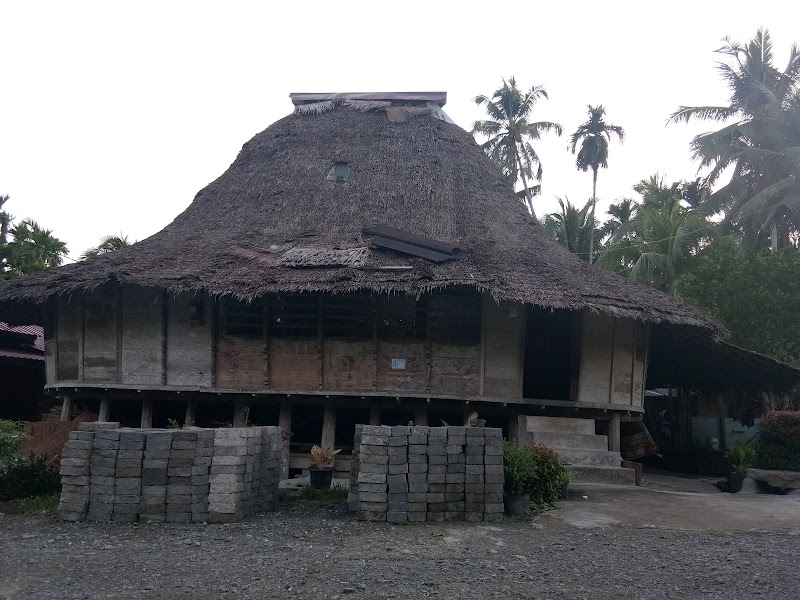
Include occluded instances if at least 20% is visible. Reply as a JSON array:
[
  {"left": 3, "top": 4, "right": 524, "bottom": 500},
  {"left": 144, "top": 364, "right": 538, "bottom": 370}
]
[{"left": 1, "top": 501, "right": 798, "bottom": 599}]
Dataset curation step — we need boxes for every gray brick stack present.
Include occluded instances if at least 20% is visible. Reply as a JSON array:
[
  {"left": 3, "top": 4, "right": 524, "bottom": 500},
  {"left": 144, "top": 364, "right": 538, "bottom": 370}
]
[
  {"left": 347, "top": 425, "right": 363, "bottom": 512},
  {"left": 58, "top": 425, "right": 282, "bottom": 524},
  {"left": 351, "top": 425, "right": 505, "bottom": 523}
]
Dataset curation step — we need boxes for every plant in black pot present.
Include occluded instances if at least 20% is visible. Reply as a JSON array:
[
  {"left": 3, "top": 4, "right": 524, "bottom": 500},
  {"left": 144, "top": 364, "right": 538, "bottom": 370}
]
[
  {"left": 503, "top": 441, "right": 534, "bottom": 515},
  {"left": 309, "top": 445, "right": 341, "bottom": 489},
  {"left": 727, "top": 441, "right": 755, "bottom": 493}
]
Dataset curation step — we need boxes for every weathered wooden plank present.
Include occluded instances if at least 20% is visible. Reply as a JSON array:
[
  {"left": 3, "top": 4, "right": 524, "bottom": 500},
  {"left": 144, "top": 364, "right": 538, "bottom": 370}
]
[
  {"left": 482, "top": 300, "right": 524, "bottom": 399},
  {"left": 166, "top": 294, "right": 213, "bottom": 387},
  {"left": 56, "top": 297, "right": 81, "bottom": 381},
  {"left": 83, "top": 287, "right": 118, "bottom": 382},
  {"left": 270, "top": 338, "right": 319, "bottom": 390},
  {"left": 120, "top": 285, "right": 163, "bottom": 385},
  {"left": 430, "top": 343, "right": 480, "bottom": 396},
  {"left": 577, "top": 311, "right": 613, "bottom": 405},
  {"left": 216, "top": 336, "right": 264, "bottom": 389},
  {"left": 323, "top": 340, "right": 374, "bottom": 390},
  {"left": 376, "top": 341, "right": 426, "bottom": 392}
]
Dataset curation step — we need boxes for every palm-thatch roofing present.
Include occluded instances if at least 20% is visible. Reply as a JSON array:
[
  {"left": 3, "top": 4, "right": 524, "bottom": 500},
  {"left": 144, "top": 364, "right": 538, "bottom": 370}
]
[{"left": 0, "top": 93, "right": 720, "bottom": 334}]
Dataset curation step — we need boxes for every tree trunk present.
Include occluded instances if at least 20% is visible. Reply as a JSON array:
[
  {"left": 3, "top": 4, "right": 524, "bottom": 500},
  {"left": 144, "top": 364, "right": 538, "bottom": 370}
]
[
  {"left": 516, "top": 152, "right": 536, "bottom": 220},
  {"left": 771, "top": 221, "right": 778, "bottom": 252},
  {"left": 588, "top": 168, "right": 598, "bottom": 265}
]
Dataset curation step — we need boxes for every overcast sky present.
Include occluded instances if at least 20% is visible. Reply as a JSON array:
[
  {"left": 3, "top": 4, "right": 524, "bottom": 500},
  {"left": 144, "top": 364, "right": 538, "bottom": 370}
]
[{"left": 2, "top": 2, "right": 797, "bottom": 260}]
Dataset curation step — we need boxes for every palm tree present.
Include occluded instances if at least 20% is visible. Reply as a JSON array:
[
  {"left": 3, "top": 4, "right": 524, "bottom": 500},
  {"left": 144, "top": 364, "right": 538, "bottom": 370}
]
[
  {"left": 599, "top": 177, "right": 710, "bottom": 294},
  {"left": 6, "top": 219, "right": 68, "bottom": 275},
  {"left": 472, "top": 77, "right": 563, "bottom": 219},
  {"left": 668, "top": 28, "right": 800, "bottom": 250},
  {"left": 81, "top": 234, "right": 131, "bottom": 259},
  {"left": 543, "top": 197, "right": 599, "bottom": 262},
  {"left": 0, "top": 195, "right": 11, "bottom": 246},
  {"left": 569, "top": 106, "right": 625, "bottom": 264}
]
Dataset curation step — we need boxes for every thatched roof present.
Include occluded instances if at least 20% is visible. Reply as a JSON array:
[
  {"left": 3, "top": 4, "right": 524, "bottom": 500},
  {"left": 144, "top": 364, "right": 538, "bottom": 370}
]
[{"left": 0, "top": 95, "right": 720, "bottom": 334}]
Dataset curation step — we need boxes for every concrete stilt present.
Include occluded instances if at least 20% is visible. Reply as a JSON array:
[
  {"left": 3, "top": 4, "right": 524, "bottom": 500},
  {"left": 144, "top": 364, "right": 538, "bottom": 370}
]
[
  {"left": 184, "top": 398, "right": 197, "bottom": 427},
  {"left": 608, "top": 412, "right": 621, "bottom": 453},
  {"left": 97, "top": 396, "right": 110, "bottom": 422},
  {"left": 279, "top": 398, "right": 292, "bottom": 479},
  {"left": 140, "top": 398, "right": 154, "bottom": 428},
  {"left": 321, "top": 399, "right": 336, "bottom": 450},
  {"left": 368, "top": 404, "right": 381, "bottom": 425},
  {"left": 60, "top": 395, "right": 73, "bottom": 422},
  {"left": 414, "top": 404, "right": 429, "bottom": 426},
  {"left": 233, "top": 397, "right": 249, "bottom": 427}
]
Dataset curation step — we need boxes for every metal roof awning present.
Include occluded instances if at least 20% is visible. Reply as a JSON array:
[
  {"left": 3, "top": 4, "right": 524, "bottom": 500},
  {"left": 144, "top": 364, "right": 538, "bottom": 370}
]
[{"left": 362, "top": 224, "right": 464, "bottom": 263}]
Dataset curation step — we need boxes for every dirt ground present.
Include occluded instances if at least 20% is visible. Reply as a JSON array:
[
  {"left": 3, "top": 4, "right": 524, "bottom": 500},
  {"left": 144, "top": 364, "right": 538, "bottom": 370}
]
[{"left": 2, "top": 479, "right": 800, "bottom": 600}]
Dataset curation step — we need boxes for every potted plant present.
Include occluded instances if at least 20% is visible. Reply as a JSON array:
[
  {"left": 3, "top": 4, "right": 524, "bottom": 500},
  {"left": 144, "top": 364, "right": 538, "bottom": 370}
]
[
  {"left": 309, "top": 445, "right": 341, "bottom": 489},
  {"left": 502, "top": 441, "right": 533, "bottom": 515},
  {"left": 727, "top": 441, "right": 755, "bottom": 493}
]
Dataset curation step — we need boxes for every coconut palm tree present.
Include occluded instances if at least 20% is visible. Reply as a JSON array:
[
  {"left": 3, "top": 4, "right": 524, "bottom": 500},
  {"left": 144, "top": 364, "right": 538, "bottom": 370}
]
[
  {"left": 472, "top": 77, "right": 563, "bottom": 219},
  {"left": 569, "top": 106, "right": 625, "bottom": 264},
  {"left": 81, "top": 234, "right": 131, "bottom": 259},
  {"left": 542, "top": 197, "right": 600, "bottom": 262},
  {"left": 5, "top": 219, "right": 68, "bottom": 275},
  {"left": 668, "top": 28, "right": 800, "bottom": 250}
]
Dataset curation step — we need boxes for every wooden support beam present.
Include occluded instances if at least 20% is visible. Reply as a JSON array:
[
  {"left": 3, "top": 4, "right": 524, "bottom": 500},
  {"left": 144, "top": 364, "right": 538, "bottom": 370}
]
[
  {"left": 60, "top": 395, "right": 73, "bottom": 422},
  {"left": 413, "top": 404, "right": 428, "bottom": 427},
  {"left": 368, "top": 403, "right": 381, "bottom": 426},
  {"left": 321, "top": 399, "right": 336, "bottom": 449},
  {"left": 97, "top": 395, "right": 110, "bottom": 422},
  {"left": 140, "top": 397, "right": 154, "bottom": 428},
  {"left": 608, "top": 412, "right": 621, "bottom": 453},
  {"left": 279, "top": 398, "right": 292, "bottom": 479},
  {"left": 233, "top": 397, "right": 249, "bottom": 427},
  {"left": 184, "top": 398, "right": 197, "bottom": 427}
]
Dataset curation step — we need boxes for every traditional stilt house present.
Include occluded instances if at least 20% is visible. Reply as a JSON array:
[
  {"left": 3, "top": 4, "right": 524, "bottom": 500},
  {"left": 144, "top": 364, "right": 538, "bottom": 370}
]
[{"left": 0, "top": 92, "right": 733, "bottom": 480}]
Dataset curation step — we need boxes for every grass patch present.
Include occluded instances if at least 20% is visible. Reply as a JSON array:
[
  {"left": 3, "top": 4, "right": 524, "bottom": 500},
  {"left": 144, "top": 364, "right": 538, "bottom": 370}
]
[
  {"left": 279, "top": 485, "right": 349, "bottom": 505},
  {"left": 0, "top": 493, "right": 60, "bottom": 514}
]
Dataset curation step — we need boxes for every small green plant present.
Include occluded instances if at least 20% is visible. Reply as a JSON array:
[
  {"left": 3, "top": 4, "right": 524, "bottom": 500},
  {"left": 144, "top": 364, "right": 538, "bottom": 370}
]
[
  {"left": 0, "top": 420, "right": 28, "bottom": 475},
  {"left": 0, "top": 456, "right": 61, "bottom": 502},
  {"left": 503, "top": 441, "right": 568, "bottom": 508},
  {"left": 753, "top": 411, "right": 800, "bottom": 472},
  {"left": 727, "top": 441, "right": 756, "bottom": 477},
  {"left": 167, "top": 418, "right": 181, "bottom": 429}
]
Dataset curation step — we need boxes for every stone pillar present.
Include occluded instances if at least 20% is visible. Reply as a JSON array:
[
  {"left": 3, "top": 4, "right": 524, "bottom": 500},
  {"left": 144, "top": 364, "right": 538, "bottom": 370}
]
[
  {"left": 184, "top": 399, "right": 197, "bottom": 427},
  {"left": 608, "top": 412, "right": 621, "bottom": 453},
  {"left": 233, "top": 397, "right": 249, "bottom": 427},
  {"left": 278, "top": 398, "right": 292, "bottom": 479},
  {"left": 321, "top": 399, "right": 336, "bottom": 450},
  {"left": 414, "top": 404, "right": 428, "bottom": 426},
  {"left": 368, "top": 404, "right": 381, "bottom": 426},
  {"left": 97, "top": 396, "right": 110, "bottom": 422},
  {"left": 60, "top": 395, "right": 73, "bottom": 422},
  {"left": 140, "top": 398, "right": 154, "bottom": 429}
]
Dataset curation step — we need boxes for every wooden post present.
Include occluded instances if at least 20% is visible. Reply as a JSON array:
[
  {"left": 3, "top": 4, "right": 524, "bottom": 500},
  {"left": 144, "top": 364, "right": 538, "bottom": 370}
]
[
  {"left": 414, "top": 404, "right": 428, "bottom": 426},
  {"left": 184, "top": 398, "right": 197, "bottom": 427},
  {"left": 321, "top": 399, "right": 336, "bottom": 449},
  {"left": 98, "top": 395, "right": 110, "bottom": 422},
  {"left": 278, "top": 398, "right": 292, "bottom": 479},
  {"left": 608, "top": 412, "right": 621, "bottom": 453},
  {"left": 368, "top": 403, "right": 381, "bottom": 426},
  {"left": 233, "top": 397, "right": 249, "bottom": 427},
  {"left": 60, "top": 395, "right": 73, "bottom": 422},
  {"left": 140, "top": 397, "right": 154, "bottom": 428}
]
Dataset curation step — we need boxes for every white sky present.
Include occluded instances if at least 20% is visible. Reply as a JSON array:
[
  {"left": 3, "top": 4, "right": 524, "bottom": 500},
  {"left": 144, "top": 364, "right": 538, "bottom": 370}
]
[{"left": 1, "top": 1, "right": 797, "bottom": 260}]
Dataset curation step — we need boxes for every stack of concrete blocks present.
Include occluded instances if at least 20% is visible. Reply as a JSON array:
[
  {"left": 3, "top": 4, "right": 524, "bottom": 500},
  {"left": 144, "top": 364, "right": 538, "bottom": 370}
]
[
  {"left": 58, "top": 425, "right": 282, "bottom": 524},
  {"left": 140, "top": 430, "right": 172, "bottom": 524},
  {"left": 58, "top": 423, "right": 119, "bottom": 521},
  {"left": 352, "top": 425, "right": 505, "bottom": 523}
]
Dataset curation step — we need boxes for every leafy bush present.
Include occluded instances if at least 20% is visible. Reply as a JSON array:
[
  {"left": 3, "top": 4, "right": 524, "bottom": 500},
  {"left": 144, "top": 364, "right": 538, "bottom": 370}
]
[
  {"left": 0, "top": 456, "right": 61, "bottom": 502},
  {"left": 753, "top": 411, "right": 800, "bottom": 471},
  {"left": 503, "top": 441, "right": 568, "bottom": 508},
  {"left": 0, "top": 420, "right": 27, "bottom": 475}
]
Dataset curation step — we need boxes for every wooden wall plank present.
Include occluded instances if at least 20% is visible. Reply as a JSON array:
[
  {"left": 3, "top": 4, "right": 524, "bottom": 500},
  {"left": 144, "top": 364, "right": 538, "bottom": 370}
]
[
  {"left": 376, "top": 341, "right": 427, "bottom": 392},
  {"left": 166, "top": 294, "right": 213, "bottom": 387},
  {"left": 577, "top": 311, "right": 613, "bottom": 404},
  {"left": 611, "top": 319, "right": 635, "bottom": 405},
  {"left": 83, "top": 286, "right": 118, "bottom": 382},
  {"left": 216, "top": 336, "right": 264, "bottom": 389},
  {"left": 270, "top": 338, "right": 319, "bottom": 390},
  {"left": 323, "top": 340, "right": 374, "bottom": 390},
  {"left": 430, "top": 343, "right": 480, "bottom": 396},
  {"left": 482, "top": 300, "right": 524, "bottom": 398},
  {"left": 120, "top": 285, "right": 163, "bottom": 385}
]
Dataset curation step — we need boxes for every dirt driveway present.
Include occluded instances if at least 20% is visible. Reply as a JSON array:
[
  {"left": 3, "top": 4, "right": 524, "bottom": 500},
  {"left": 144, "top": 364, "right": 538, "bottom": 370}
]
[{"left": 2, "top": 478, "right": 799, "bottom": 600}]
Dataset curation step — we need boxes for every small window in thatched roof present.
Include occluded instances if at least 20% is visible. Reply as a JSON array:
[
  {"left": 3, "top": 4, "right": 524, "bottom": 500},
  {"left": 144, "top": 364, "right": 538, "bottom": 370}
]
[{"left": 327, "top": 162, "right": 350, "bottom": 182}]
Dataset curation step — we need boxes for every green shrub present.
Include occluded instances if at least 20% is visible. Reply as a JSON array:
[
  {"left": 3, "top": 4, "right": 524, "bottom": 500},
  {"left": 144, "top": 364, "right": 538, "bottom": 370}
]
[
  {"left": 727, "top": 441, "right": 756, "bottom": 476},
  {"left": 503, "top": 441, "right": 568, "bottom": 508},
  {"left": 753, "top": 411, "right": 800, "bottom": 471},
  {"left": 0, "top": 420, "right": 28, "bottom": 475},
  {"left": 0, "top": 456, "right": 61, "bottom": 502}
]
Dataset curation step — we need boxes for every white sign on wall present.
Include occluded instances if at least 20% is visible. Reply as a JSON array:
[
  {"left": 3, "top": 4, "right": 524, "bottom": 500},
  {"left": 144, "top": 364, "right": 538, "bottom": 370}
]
[{"left": 391, "top": 358, "right": 406, "bottom": 370}]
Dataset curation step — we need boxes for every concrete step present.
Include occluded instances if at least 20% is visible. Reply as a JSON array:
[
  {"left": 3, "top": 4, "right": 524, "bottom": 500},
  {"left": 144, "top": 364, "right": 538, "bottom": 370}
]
[
  {"left": 530, "top": 431, "right": 609, "bottom": 452},
  {"left": 553, "top": 448, "right": 621, "bottom": 468},
  {"left": 567, "top": 465, "right": 636, "bottom": 485},
  {"left": 526, "top": 416, "right": 595, "bottom": 435}
]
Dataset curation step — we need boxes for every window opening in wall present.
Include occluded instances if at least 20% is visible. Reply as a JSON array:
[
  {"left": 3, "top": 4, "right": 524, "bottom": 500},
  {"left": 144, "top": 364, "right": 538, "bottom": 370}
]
[
  {"left": 428, "top": 289, "right": 481, "bottom": 344},
  {"left": 222, "top": 298, "right": 265, "bottom": 337},
  {"left": 269, "top": 294, "right": 318, "bottom": 337},
  {"left": 321, "top": 294, "right": 373, "bottom": 338},
  {"left": 326, "top": 161, "right": 350, "bottom": 182},
  {"left": 376, "top": 294, "right": 427, "bottom": 341}
]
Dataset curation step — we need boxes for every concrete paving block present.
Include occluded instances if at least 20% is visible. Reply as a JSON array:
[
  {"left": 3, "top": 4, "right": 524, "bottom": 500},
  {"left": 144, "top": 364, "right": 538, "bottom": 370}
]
[
  {"left": 426, "top": 492, "right": 445, "bottom": 504},
  {"left": 358, "top": 472, "right": 387, "bottom": 484},
  {"left": 61, "top": 447, "right": 92, "bottom": 460},
  {"left": 90, "top": 457, "right": 116, "bottom": 469},
  {"left": 359, "top": 462, "right": 389, "bottom": 474},
  {"left": 427, "top": 473, "right": 446, "bottom": 484},
  {"left": 485, "top": 474, "right": 504, "bottom": 484},
  {"left": 428, "top": 428, "right": 447, "bottom": 438},
  {"left": 391, "top": 426, "right": 411, "bottom": 436},
  {"left": 426, "top": 445, "right": 446, "bottom": 456},
  {"left": 484, "top": 502, "right": 505, "bottom": 514},
  {"left": 483, "top": 455, "right": 503, "bottom": 465},
  {"left": 407, "top": 472, "right": 427, "bottom": 483},
  {"left": 427, "top": 483, "right": 446, "bottom": 494},
  {"left": 484, "top": 445, "right": 503, "bottom": 455},
  {"left": 407, "top": 492, "right": 427, "bottom": 503},
  {"left": 428, "top": 455, "right": 447, "bottom": 465},
  {"left": 465, "top": 473, "right": 485, "bottom": 484},
  {"left": 408, "top": 482, "right": 428, "bottom": 493},
  {"left": 408, "top": 454, "right": 426, "bottom": 464},
  {"left": 407, "top": 512, "right": 427, "bottom": 522},
  {"left": 70, "top": 430, "right": 97, "bottom": 440},
  {"left": 387, "top": 511, "right": 407, "bottom": 524},
  {"left": 408, "top": 434, "right": 428, "bottom": 445},
  {"left": 447, "top": 426, "right": 466, "bottom": 437},
  {"left": 60, "top": 466, "right": 90, "bottom": 478},
  {"left": 210, "top": 465, "right": 246, "bottom": 475},
  {"left": 426, "top": 512, "right": 445, "bottom": 522},
  {"left": 357, "top": 482, "right": 387, "bottom": 493},
  {"left": 360, "top": 454, "right": 389, "bottom": 465},
  {"left": 446, "top": 473, "right": 465, "bottom": 484}
]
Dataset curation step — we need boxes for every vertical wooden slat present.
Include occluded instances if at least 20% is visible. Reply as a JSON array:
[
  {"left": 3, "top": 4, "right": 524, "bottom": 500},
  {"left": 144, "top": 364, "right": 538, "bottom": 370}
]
[
  {"left": 608, "top": 318, "right": 617, "bottom": 404},
  {"left": 211, "top": 295, "right": 218, "bottom": 388},
  {"left": 372, "top": 296, "right": 378, "bottom": 391},
  {"left": 517, "top": 305, "right": 526, "bottom": 399},
  {"left": 279, "top": 398, "right": 292, "bottom": 478},
  {"left": 78, "top": 293, "right": 85, "bottom": 382},
  {"left": 263, "top": 297, "right": 270, "bottom": 389},
  {"left": 160, "top": 291, "right": 168, "bottom": 386},
  {"left": 318, "top": 295, "right": 324, "bottom": 391},
  {"left": 115, "top": 285, "right": 122, "bottom": 384},
  {"left": 570, "top": 311, "right": 582, "bottom": 401},
  {"left": 630, "top": 321, "right": 637, "bottom": 406},
  {"left": 321, "top": 399, "right": 336, "bottom": 449},
  {"left": 478, "top": 295, "right": 487, "bottom": 396}
]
